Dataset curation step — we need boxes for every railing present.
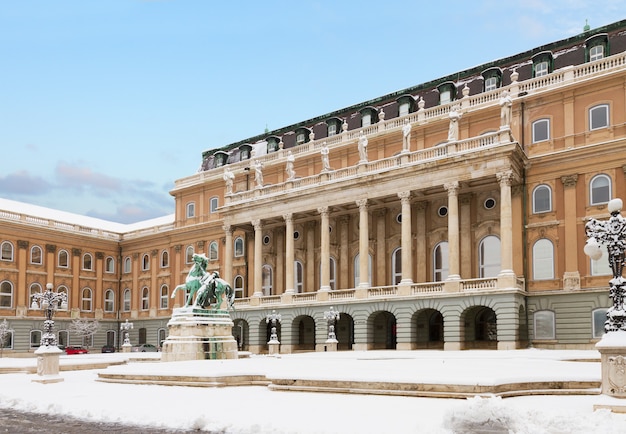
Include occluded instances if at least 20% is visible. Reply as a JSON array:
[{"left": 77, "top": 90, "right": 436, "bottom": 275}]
[
  {"left": 293, "top": 292, "right": 317, "bottom": 303},
  {"left": 411, "top": 282, "right": 444, "bottom": 294},
  {"left": 329, "top": 289, "right": 356, "bottom": 300},
  {"left": 461, "top": 278, "right": 498, "bottom": 292},
  {"left": 368, "top": 286, "right": 397, "bottom": 297},
  {"left": 260, "top": 295, "right": 282, "bottom": 305}
]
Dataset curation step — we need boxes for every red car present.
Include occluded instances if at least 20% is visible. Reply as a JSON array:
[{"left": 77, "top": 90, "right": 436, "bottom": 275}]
[{"left": 65, "top": 346, "right": 88, "bottom": 355}]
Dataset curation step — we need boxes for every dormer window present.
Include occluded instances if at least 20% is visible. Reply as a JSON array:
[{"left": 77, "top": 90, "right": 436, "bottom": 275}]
[
  {"left": 328, "top": 124, "right": 337, "bottom": 136},
  {"left": 239, "top": 144, "right": 252, "bottom": 160},
  {"left": 437, "top": 82, "right": 456, "bottom": 105},
  {"left": 294, "top": 127, "right": 311, "bottom": 145},
  {"left": 586, "top": 33, "right": 608, "bottom": 62},
  {"left": 266, "top": 136, "right": 280, "bottom": 153},
  {"left": 326, "top": 117, "right": 342, "bottom": 137},
  {"left": 359, "top": 107, "right": 378, "bottom": 127},
  {"left": 532, "top": 51, "right": 553, "bottom": 77},
  {"left": 396, "top": 95, "right": 414, "bottom": 118},
  {"left": 214, "top": 151, "right": 229, "bottom": 167},
  {"left": 482, "top": 67, "right": 502, "bottom": 92}
]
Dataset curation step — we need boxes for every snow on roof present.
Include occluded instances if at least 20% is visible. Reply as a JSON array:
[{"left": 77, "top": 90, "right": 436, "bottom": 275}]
[{"left": 0, "top": 197, "right": 174, "bottom": 234}]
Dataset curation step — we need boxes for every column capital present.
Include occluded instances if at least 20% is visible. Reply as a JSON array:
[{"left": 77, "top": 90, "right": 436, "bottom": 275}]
[
  {"left": 560, "top": 174, "right": 578, "bottom": 188},
  {"left": 252, "top": 219, "right": 262, "bottom": 231},
  {"left": 356, "top": 199, "right": 368, "bottom": 211},
  {"left": 283, "top": 213, "right": 293, "bottom": 223},
  {"left": 222, "top": 224, "right": 232, "bottom": 234},
  {"left": 496, "top": 170, "right": 514, "bottom": 186},
  {"left": 398, "top": 191, "right": 411, "bottom": 202},
  {"left": 444, "top": 181, "right": 459, "bottom": 196},
  {"left": 317, "top": 206, "right": 329, "bottom": 216}
]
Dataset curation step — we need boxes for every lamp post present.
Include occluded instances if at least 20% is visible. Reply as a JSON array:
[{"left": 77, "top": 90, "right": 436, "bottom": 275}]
[
  {"left": 584, "top": 198, "right": 626, "bottom": 397},
  {"left": 120, "top": 319, "right": 134, "bottom": 352},
  {"left": 30, "top": 283, "right": 67, "bottom": 383},
  {"left": 266, "top": 310, "right": 281, "bottom": 355}
]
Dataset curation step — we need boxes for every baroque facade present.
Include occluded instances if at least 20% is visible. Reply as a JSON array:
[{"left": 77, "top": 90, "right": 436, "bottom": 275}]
[{"left": 2, "top": 20, "right": 626, "bottom": 353}]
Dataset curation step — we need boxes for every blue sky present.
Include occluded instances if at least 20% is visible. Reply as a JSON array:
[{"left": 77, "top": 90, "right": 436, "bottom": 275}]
[{"left": 1, "top": 1, "right": 624, "bottom": 224}]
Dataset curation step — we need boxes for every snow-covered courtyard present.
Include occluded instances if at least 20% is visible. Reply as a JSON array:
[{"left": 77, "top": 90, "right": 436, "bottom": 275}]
[{"left": 1, "top": 349, "right": 626, "bottom": 433}]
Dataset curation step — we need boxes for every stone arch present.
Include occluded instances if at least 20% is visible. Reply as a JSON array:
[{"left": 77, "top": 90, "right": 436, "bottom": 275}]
[
  {"left": 461, "top": 305, "right": 497, "bottom": 349},
  {"left": 412, "top": 308, "right": 444, "bottom": 349},
  {"left": 232, "top": 318, "right": 249, "bottom": 351}
]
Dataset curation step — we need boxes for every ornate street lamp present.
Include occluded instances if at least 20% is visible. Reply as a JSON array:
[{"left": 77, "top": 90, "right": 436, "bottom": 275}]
[
  {"left": 120, "top": 319, "right": 134, "bottom": 348},
  {"left": 266, "top": 310, "right": 281, "bottom": 344},
  {"left": 31, "top": 283, "right": 67, "bottom": 347},
  {"left": 584, "top": 198, "right": 626, "bottom": 332},
  {"left": 324, "top": 306, "right": 340, "bottom": 343}
]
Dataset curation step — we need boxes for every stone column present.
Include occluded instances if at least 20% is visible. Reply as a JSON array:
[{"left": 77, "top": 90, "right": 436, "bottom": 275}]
[
  {"left": 444, "top": 182, "right": 461, "bottom": 280},
  {"left": 318, "top": 206, "right": 331, "bottom": 291},
  {"left": 223, "top": 225, "right": 233, "bottom": 285},
  {"left": 357, "top": 199, "right": 370, "bottom": 288},
  {"left": 561, "top": 175, "right": 581, "bottom": 290},
  {"left": 398, "top": 192, "right": 413, "bottom": 284},
  {"left": 339, "top": 216, "right": 349, "bottom": 290},
  {"left": 460, "top": 194, "right": 472, "bottom": 279},
  {"left": 252, "top": 219, "right": 263, "bottom": 297},
  {"left": 497, "top": 171, "right": 515, "bottom": 277},
  {"left": 283, "top": 214, "right": 295, "bottom": 293},
  {"left": 415, "top": 202, "right": 427, "bottom": 283}
]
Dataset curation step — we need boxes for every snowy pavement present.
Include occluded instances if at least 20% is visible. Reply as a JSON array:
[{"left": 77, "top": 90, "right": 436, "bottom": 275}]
[{"left": 1, "top": 349, "right": 626, "bottom": 433}]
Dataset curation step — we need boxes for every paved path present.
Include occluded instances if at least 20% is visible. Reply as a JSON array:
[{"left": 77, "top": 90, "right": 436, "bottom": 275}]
[{"left": 0, "top": 408, "right": 193, "bottom": 433}]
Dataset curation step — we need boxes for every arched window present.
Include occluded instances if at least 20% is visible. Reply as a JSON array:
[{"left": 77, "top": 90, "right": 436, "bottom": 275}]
[
  {"left": 591, "top": 253, "right": 612, "bottom": 276},
  {"left": 82, "top": 253, "right": 93, "bottom": 271},
  {"left": 210, "top": 197, "right": 219, "bottom": 213},
  {"left": 329, "top": 257, "right": 336, "bottom": 290},
  {"left": 234, "top": 275, "right": 244, "bottom": 298},
  {"left": 234, "top": 237, "right": 244, "bottom": 257},
  {"left": 391, "top": 248, "right": 402, "bottom": 285},
  {"left": 123, "top": 288, "right": 131, "bottom": 312},
  {"left": 209, "top": 241, "right": 218, "bottom": 261},
  {"left": 532, "top": 184, "right": 552, "bottom": 213},
  {"left": 295, "top": 261, "right": 304, "bottom": 293},
  {"left": 1, "top": 327, "right": 13, "bottom": 350},
  {"left": 262, "top": 265, "right": 273, "bottom": 296},
  {"left": 590, "top": 174, "right": 611, "bottom": 205},
  {"left": 532, "top": 51, "right": 553, "bottom": 77},
  {"left": 533, "top": 239, "right": 554, "bottom": 280},
  {"left": 105, "top": 256, "right": 115, "bottom": 273},
  {"left": 533, "top": 310, "right": 555, "bottom": 340},
  {"left": 589, "top": 104, "right": 609, "bottom": 130},
  {"left": 30, "top": 330, "right": 41, "bottom": 348},
  {"left": 104, "top": 289, "right": 115, "bottom": 312},
  {"left": 1, "top": 241, "right": 13, "bottom": 261},
  {"left": 106, "top": 330, "right": 116, "bottom": 347},
  {"left": 479, "top": 236, "right": 501, "bottom": 278},
  {"left": 29, "top": 283, "right": 43, "bottom": 307},
  {"left": 531, "top": 118, "right": 550, "bottom": 143},
  {"left": 30, "top": 245, "right": 42, "bottom": 265},
  {"left": 353, "top": 253, "right": 373, "bottom": 287},
  {"left": 160, "top": 285, "right": 169, "bottom": 309},
  {"left": 58, "top": 250, "right": 69, "bottom": 268},
  {"left": 161, "top": 250, "right": 169, "bottom": 268},
  {"left": 142, "top": 254, "right": 150, "bottom": 271},
  {"left": 124, "top": 257, "right": 131, "bottom": 273},
  {"left": 57, "top": 286, "right": 68, "bottom": 310},
  {"left": 81, "top": 288, "right": 93, "bottom": 311},
  {"left": 433, "top": 242, "right": 449, "bottom": 281},
  {"left": 186, "top": 202, "right": 195, "bottom": 218},
  {"left": 185, "top": 246, "right": 194, "bottom": 264},
  {"left": 141, "top": 287, "right": 149, "bottom": 310},
  {"left": 158, "top": 328, "right": 167, "bottom": 348},
  {"left": 58, "top": 330, "right": 69, "bottom": 347},
  {"left": 0, "top": 281, "right": 13, "bottom": 308}
]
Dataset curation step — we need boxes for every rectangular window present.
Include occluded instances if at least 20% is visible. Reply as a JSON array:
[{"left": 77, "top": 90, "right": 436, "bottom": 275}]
[
  {"left": 485, "top": 77, "right": 498, "bottom": 92},
  {"left": 532, "top": 119, "right": 550, "bottom": 143},
  {"left": 296, "top": 133, "right": 305, "bottom": 145},
  {"left": 590, "top": 45, "right": 604, "bottom": 61},
  {"left": 535, "top": 61, "right": 549, "bottom": 77},
  {"left": 210, "top": 197, "right": 218, "bottom": 213},
  {"left": 328, "top": 124, "right": 337, "bottom": 136},
  {"left": 440, "top": 90, "right": 451, "bottom": 105},
  {"left": 362, "top": 114, "right": 371, "bottom": 127},
  {"left": 399, "top": 103, "right": 409, "bottom": 117},
  {"left": 186, "top": 202, "right": 195, "bottom": 218},
  {"left": 534, "top": 311, "right": 555, "bottom": 340}
]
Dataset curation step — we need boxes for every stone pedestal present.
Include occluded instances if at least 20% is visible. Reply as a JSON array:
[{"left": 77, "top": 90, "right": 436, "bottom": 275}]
[
  {"left": 324, "top": 340, "right": 338, "bottom": 352},
  {"left": 122, "top": 343, "right": 132, "bottom": 353},
  {"left": 268, "top": 341, "right": 280, "bottom": 355},
  {"left": 161, "top": 307, "right": 238, "bottom": 362},
  {"left": 596, "top": 331, "right": 626, "bottom": 397},
  {"left": 32, "top": 345, "right": 64, "bottom": 384}
]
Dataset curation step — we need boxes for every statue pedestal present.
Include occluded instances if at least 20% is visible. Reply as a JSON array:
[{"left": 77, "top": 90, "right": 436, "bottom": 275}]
[
  {"left": 324, "top": 339, "right": 338, "bottom": 352},
  {"left": 122, "top": 343, "right": 132, "bottom": 353},
  {"left": 596, "top": 331, "right": 626, "bottom": 397},
  {"left": 32, "top": 345, "right": 64, "bottom": 384},
  {"left": 268, "top": 341, "right": 280, "bottom": 356},
  {"left": 161, "top": 307, "right": 238, "bottom": 362}
]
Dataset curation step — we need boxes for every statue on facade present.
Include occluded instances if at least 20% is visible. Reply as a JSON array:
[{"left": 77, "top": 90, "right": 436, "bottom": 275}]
[
  {"left": 253, "top": 159, "right": 263, "bottom": 188},
  {"left": 499, "top": 90, "right": 513, "bottom": 128},
  {"left": 170, "top": 253, "right": 234, "bottom": 310},
  {"left": 447, "top": 104, "right": 461, "bottom": 141},
  {"left": 402, "top": 120, "right": 411, "bottom": 152},
  {"left": 285, "top": 150, "right": 296, "bottom": 180},
  {"left": 358, "top": 132, "right": 368, "bottom": 162},
  {"left": 321, "top": 143, "right": 331, "bottom": 171},
  {"left": 223, "top": 167, "right": 235, "bottom": 194}
]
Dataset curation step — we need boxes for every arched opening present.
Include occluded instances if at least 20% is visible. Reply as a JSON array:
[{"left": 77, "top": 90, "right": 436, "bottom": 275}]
[
  {"left": 293, "top": 315, "right": 315, "bottom": 352},
  {"left": 413, "top": 309, "right": 444, "bottom": 349},
  {"left": 232, "top": 319, "right": 249, "bottom": 351},
  {"left": 370, "top": 311, "right": 396, "bottom": 350},
  {"left": 335, "top": 313, "right": 354, "bottom": 351},
  {"left": 462, "top": 306, "right": 497, "bottom": 349}
]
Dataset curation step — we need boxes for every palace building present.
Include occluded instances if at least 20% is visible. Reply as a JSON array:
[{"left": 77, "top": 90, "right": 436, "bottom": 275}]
[{"left": 2, "top": 20, "right": 626, "bottom": 353}]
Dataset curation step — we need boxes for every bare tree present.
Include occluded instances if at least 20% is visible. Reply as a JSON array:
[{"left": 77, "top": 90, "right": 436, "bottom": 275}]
[
  {"left": 0, "top": 319, "right": 14, "bottom": 357},
  {"left": 69, "top": 319, "right": 99, "bottom": 347}
]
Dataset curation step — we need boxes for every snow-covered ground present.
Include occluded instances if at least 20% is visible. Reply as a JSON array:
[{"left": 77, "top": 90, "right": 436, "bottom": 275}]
[{"left": 1, "top": 349, "right": 626, "bottom": 433}]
